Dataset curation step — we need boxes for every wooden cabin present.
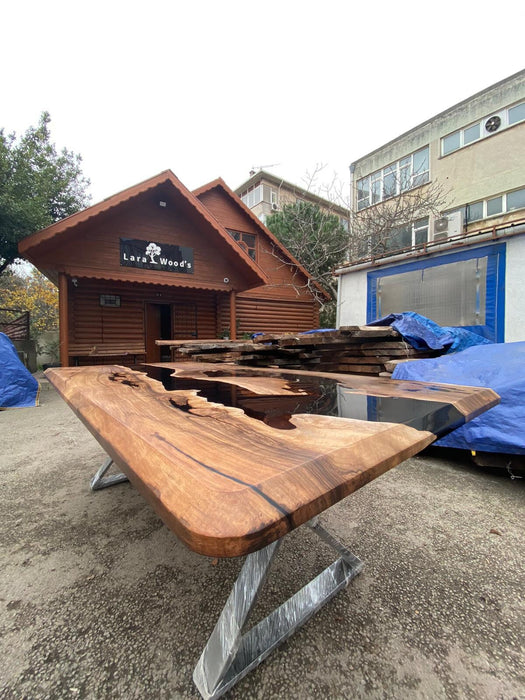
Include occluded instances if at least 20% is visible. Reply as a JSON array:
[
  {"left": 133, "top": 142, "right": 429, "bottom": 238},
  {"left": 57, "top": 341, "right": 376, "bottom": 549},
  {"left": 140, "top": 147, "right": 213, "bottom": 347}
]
[{"left": 19, "top": 170, "right": 328, "bottom": 367}]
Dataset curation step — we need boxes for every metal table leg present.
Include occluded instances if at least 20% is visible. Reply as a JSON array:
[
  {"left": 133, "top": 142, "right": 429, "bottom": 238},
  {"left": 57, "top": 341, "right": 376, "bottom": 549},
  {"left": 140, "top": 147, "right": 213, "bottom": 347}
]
[
  {"left": 90, "top": 457, "right": 129, "bottom": 491},
  {"left": 193, "top": 518, "right": 363, "bottom": 700}
]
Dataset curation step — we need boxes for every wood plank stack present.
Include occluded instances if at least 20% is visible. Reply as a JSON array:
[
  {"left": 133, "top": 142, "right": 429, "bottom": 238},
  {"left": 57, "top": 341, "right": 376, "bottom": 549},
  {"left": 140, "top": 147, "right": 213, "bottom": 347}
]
[{"left": 168, "top": 326, "right": 441, "bottom": 376}]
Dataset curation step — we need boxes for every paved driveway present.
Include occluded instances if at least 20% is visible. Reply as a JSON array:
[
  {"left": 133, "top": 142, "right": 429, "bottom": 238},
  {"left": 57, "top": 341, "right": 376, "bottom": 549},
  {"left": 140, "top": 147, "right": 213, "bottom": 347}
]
[{"left": 1, "top": 379, "right": 523, "bottom": 699}]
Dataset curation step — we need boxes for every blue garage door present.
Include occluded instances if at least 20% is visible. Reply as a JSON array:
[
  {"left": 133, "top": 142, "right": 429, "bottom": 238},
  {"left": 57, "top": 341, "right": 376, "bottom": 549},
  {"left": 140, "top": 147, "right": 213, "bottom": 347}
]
[{"left": 367, "top": 243, "right": 506, "bottom": 342}]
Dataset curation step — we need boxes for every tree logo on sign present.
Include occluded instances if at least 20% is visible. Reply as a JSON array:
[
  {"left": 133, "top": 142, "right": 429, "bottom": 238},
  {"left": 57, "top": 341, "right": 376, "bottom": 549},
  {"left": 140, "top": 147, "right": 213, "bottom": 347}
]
[{"left": 145, "top": 242, "right": 161, "bottom": 264}]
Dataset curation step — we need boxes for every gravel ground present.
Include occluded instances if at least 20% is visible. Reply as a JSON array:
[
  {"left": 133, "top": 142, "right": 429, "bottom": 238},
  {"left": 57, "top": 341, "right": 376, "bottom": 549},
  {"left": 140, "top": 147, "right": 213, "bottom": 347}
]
[{"left": 0, "top": 377, "right": 524, "bottom": 700}]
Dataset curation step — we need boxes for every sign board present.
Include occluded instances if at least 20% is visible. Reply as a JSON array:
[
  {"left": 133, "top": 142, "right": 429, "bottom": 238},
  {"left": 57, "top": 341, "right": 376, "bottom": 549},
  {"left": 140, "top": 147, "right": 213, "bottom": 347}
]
[{"left": 120, "top": 238, "right": 193, "bottom": 273}]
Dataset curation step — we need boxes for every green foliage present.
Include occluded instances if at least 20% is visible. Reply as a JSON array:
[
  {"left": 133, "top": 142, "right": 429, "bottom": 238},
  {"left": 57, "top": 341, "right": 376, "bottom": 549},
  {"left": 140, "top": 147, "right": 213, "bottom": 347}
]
[
  {"left": 0, "top": 266, "right": 58, "bottom": 340},
  {"left": 0, "top": 112, "right": 91, "bottom": 274},
  {"left": 266, "top": 201, "right": 349, "bottom": 326}
]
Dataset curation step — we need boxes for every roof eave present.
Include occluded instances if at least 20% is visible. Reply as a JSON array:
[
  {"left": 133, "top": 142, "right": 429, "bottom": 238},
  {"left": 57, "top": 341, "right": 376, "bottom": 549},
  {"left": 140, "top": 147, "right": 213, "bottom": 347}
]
[
  {"left": 195, "top": 178, "right": 331, "bottom": 302},
  {"left": 18, "top": 170, "right": 268, "bottom": 288}
]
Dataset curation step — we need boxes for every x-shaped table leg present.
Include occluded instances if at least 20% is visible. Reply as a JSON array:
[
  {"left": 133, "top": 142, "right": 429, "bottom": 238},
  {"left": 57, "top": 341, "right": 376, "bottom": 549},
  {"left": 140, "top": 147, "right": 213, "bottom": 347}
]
[
  {"left": 90, "top": 457, "right": 129, "bottom": 491},
  {"left": 193, "top": 518, "right": 363, "bottom": 699}
]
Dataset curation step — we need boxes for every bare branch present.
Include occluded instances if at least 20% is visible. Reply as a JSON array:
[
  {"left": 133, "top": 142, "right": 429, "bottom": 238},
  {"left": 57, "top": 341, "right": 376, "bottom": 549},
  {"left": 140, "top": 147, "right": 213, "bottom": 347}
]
[{"left": 349, "top": 179, "right": 451, "bottom": 261}]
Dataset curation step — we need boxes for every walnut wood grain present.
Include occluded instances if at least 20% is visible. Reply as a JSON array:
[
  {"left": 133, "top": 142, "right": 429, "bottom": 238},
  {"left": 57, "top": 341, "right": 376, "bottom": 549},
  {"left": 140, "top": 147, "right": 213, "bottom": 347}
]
[{"left": 45, "top": 365, "right": 498, "bottom": 558}]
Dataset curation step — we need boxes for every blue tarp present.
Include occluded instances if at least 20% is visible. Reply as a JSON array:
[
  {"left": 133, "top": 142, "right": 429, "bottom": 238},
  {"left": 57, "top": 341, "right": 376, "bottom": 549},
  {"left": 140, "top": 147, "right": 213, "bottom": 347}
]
[
  {"left": 0, "top": 333, "right": 39, "bottom": 409},
  {"left": 392, "top": 342, "right": 525, "bottom": 455},
  {"left": 370, "top": 312, "right": 492, "bottom": 353}
]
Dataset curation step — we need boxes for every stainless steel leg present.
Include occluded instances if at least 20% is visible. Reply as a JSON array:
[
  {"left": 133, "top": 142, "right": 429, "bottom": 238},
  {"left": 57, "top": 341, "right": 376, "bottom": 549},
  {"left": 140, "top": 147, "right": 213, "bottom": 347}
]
[
  {"left": 90, "top": 456, "right": 129, "bottom": 491},
  {"left": 193, "top": 520, "right": 363, "bottom": 700}
]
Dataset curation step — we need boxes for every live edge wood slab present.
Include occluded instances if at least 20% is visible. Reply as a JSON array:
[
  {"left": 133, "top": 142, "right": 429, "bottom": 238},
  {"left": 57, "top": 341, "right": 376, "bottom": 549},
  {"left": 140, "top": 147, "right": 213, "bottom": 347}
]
[{"left": 45, "top": 363, "right": 498, "bottom": 559}]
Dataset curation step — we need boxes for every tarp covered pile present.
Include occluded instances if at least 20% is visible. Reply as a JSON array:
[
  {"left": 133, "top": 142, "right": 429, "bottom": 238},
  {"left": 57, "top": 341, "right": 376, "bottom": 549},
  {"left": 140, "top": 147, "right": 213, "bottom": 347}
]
[
  {"left": 392, "top": 341, "right": 525, "bottom": 455},
  {"left": 370, "top": 311, "right": 492, "bottom": 354},
  {"left": 0, "top": 332, "right": 39, "bottom": 409}
]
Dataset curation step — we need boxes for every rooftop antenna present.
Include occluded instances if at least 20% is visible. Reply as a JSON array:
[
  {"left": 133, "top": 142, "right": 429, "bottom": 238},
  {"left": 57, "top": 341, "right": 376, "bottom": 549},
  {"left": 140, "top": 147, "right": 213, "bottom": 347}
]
[{"left": 249, "top": 163, "right": 280, "bottom": 176}]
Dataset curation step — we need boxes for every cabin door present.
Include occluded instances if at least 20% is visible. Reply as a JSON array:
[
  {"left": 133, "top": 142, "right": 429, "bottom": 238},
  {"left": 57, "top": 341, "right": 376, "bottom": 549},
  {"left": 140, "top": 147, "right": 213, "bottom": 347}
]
[
  {"left": 172, "top": 304, "right": 198, "bottom": 340},
  {"left": 145, "top": 303, "right": 172, "bottom": 362}
]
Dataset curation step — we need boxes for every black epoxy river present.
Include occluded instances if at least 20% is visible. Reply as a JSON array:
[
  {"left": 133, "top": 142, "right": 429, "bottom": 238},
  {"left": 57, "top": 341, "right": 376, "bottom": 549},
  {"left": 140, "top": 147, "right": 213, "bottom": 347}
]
[{"left": 144, "top": 366, "right": 465, "bottom": 436}]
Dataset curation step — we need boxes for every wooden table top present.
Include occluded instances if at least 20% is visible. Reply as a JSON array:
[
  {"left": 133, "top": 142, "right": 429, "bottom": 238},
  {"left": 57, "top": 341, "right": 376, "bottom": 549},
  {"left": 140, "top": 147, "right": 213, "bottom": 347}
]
[{"left": 45, "top": 363, "right": 499, "bottom": 558}]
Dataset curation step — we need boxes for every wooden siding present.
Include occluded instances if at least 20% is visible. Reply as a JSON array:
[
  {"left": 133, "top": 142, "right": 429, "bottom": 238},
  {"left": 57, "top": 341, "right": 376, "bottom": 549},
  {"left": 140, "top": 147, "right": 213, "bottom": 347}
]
[
  {"left": 68, "top": 280, "right": 220, "bottom": 364},
  {"left": 197, "top": 187, "right": 321, "bottom": 335},
  {"left": 236, "top": 297, "right": 318, "bottom": 335},
  {"left": 36, "top": 192, "right": 256, "bottom": 292},
  {"left": 197, "top": 189, "right": 319, "bottom": 301},
  {"left": 198, "top": 190, "right": 259, "bottom": 237}
]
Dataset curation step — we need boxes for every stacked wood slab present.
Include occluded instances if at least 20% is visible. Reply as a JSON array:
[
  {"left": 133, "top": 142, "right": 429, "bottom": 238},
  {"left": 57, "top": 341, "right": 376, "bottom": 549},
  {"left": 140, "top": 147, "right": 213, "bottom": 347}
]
[{"left": 169, "top": 326, "right": 441, "bottom": 376}]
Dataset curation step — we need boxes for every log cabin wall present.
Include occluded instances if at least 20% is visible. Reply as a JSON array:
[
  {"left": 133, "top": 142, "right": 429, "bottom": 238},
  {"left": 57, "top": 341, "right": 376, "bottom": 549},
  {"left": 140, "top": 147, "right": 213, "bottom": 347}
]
[
  {"left": 236, "top": 298, "right": 318, "bottom": 336},
  {"left": 196, "top": 188, "right": 321, "bottom": 333},
  {"left": 68, "top": 280, "right": 222, "bottom": 365}
]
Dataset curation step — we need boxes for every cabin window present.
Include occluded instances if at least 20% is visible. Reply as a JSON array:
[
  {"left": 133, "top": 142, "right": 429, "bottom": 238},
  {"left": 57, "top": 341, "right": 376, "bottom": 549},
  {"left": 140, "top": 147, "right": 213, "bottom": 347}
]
[
  {"left": 99, "top": 294, "right": 121, "bottom": 307},
  {"left": 227, "top": 230, "right": 257, "bottom": 261}
]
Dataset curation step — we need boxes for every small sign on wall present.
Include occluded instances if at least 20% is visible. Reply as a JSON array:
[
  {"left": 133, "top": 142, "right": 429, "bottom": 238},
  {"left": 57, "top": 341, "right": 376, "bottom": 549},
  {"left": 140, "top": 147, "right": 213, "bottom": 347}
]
[
  {"left": 100, "top": 294, "right": 121, "bottom": 307},
  {"left": 120, "top": 238, "right": 193, "bottom": 273}
]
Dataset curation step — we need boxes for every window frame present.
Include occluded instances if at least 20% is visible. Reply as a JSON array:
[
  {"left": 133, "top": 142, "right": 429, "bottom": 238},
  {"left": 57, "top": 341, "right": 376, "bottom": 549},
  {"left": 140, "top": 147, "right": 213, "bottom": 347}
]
[
  {"left": 458, "top": 187, "right": 525, "bottom": 223},
  {"left": 240, "top": 184, "right": 263, "bottom": 209},
  {"left": 356, "top": 147, "right": 430, "bottom": 211},
  {"left": 440, "top": 100, "right": 525, "bottom": 157},
  {"left": 385, "top": 216, "right": 429, "bottom": 252},
  {"left": 226, "top": 229, "right": 257, "bottom": 261}
]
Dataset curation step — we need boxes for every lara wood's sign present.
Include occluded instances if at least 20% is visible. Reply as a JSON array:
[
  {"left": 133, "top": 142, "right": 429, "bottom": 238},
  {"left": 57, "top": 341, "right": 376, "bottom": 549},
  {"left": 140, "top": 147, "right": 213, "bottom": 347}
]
[{"left": 120, "top": 238, "right": 193, "bottom": 273}]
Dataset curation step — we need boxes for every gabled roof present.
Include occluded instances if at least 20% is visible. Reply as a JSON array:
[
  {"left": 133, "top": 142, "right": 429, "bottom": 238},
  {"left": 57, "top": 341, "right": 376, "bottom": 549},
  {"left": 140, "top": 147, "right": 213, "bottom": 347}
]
[
  {"left": 193, "top": 178, "right": 331, "bottom": 301},
  {"left": 19, "top": 169, "right": 268, "bottom": 287}
]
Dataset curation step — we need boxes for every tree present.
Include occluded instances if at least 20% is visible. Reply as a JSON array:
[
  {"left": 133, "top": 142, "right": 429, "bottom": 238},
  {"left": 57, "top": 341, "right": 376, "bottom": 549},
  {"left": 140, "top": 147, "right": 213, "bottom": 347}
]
[
  {"left": 0, "top": 112, "right": 91, "bottom": 274},
  {"left": 266, "top": 201, "right": 349, "bottom": 326},
  {"left": 0, "top": 266, "right": 58, "bottom": 339},
  {"left": 349, "top": 178, "right": 451, "bottom": 261}
]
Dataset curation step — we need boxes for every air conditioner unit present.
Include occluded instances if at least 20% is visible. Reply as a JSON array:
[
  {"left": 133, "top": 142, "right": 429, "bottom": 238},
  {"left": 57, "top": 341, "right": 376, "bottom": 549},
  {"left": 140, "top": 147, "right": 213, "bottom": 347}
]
[
  {"left": 433, "top": 211, "right": 463, "bottom": 241},
  {"left": 271, "top": 202, "right": 278, "bottom": 211}
]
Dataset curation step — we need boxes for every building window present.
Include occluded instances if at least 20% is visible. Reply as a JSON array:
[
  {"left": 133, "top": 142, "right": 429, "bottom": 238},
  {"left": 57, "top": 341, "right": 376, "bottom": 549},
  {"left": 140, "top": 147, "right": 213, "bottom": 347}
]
[
  {"left": 486, "top": 196, "right": 503, "bottom": 217},
  {"left": 508, "top": 102, "right": 525, "bottom": 125},
  {"left": 466, "top": 201, "right": 484, "bottom": 222},
  {"left": 441, "top": 101, "right": 525, "bottom": 156},
  {"left": 413, "top": 217, "right": 430, "bottom": 244},
  {"left": 240, "top": 184, "right": 262, "bottom": 208},
  {"left": 356, "top": 147, "right": 429, "bottom": 211},
  {"left": 463, "top": 122, "right": 480, "bottom": 145},
  {"left": 507, "top": 188, "right": 525, "bottom": 211},
  {"left": 452, "top": 187, "right": 525, "bottom": 224},
  {"left": 442, "top": 131, "right": 461, "bottom": 155},
  {"left": 227, "top": 230, "right": 257, "bottom": 261},
  {"left": 385, "top": 217, "right": 429, "bottom": 252}
]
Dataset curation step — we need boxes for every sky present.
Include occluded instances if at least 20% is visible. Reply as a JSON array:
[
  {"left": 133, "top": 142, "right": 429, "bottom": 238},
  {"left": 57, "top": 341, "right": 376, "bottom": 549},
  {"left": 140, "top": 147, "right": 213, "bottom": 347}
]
[{"left": 2, "top": 0, "right": 524, "bottom": 206}]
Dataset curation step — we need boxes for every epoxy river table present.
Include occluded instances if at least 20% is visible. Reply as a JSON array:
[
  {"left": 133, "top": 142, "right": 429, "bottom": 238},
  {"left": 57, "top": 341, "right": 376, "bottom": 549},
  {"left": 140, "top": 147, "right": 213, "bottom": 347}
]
[{"left": 45, "top": 362, "right": 498, "bottom": 698}]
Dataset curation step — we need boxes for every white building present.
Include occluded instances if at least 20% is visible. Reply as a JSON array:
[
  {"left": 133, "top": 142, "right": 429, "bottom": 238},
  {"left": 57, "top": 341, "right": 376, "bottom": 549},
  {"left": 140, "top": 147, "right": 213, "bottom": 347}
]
[{"left": 336, "top": 70, "right": 525, "bottom": 342}]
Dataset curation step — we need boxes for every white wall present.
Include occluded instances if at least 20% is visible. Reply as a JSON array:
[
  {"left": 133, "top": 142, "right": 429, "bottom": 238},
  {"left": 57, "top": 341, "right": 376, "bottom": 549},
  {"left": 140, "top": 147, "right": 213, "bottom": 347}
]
[
  {"left": 337, "top": 235, "right": 525, "bottom": 341},
  {"left": 336, "top": 269, "right": 368, "bottom": 327},
  {"left": 505, "top": 235, "right": 525, "bottom": 342}
]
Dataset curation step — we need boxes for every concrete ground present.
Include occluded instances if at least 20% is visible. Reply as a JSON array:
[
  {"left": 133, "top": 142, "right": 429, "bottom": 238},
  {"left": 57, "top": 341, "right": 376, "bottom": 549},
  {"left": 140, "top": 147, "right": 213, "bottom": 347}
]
[{"left": 1, "top": 376, "right": 524, "bottom": 700}]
